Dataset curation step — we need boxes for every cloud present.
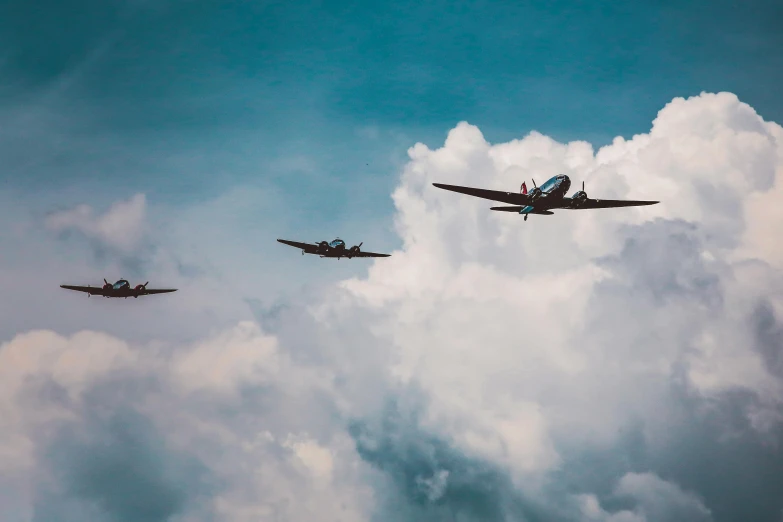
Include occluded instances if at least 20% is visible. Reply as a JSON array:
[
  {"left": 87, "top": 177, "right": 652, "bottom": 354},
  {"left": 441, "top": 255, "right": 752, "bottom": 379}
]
[
  {"left": 613, "top": 472, "right": 712, "bottom": 522},
  {"left": 2, "top": 92, "right": 783, "bottom": 522},
  {"left": 576, "top": 472, "right": 712, "bottom": 522},
  {"left": 331, "top": 91, "right": 783, "bottom": 519},
  {"left": 39, "top": 403, "right": 214, "bottom": 522},
  {"left": 0, "top": 323, "right": 372, "bottom": 522},
  {"left": 44, "top": 193, "right": 148, "bottom": 254}
]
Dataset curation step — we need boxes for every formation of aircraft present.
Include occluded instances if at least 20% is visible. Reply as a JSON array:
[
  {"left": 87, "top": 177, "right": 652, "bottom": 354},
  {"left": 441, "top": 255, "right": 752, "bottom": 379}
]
[
  {"left": 60, "top": 279, "right": 177, "bottom": 298},
  {"left": 60, "top": 173, "right": 658, "bottom": 298},
  {"left": 277, "top": 238, "right": 391, "bottom": 259},
  {"left": 433, "top": 174, "right": 658, "bottom": 221}
]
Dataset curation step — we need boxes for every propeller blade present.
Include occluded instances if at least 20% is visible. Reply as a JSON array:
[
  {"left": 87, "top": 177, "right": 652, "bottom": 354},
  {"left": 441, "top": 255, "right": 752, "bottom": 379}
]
[
  {"left": 104, "top": 278, "right": 108, "bottom": 285},
  {"left": 532, "top": 178, "right": 537, "bottom": 188},
  {"left": 582, "top": 181, "right": 585, "bottom": 191},
  {"left": 143, "top": 282, "right": 149, "bottom": 288},
  {"left": 358, "top": 242, "right": 363, "bottom": 248}
]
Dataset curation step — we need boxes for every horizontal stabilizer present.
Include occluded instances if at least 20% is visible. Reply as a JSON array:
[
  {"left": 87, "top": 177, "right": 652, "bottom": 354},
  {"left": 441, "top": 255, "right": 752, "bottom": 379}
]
[{"left": 490, "top": 206, "right": 554, "bottom": 215}]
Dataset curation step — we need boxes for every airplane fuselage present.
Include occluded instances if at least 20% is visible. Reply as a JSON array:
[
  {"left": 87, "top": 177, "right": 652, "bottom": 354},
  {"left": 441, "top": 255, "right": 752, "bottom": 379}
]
[
  {"left": 318, "top": 238, "right": 356, "bottom": 259},
  {"left": 521, "top": 174, "right": 571, "bottom": 214}
]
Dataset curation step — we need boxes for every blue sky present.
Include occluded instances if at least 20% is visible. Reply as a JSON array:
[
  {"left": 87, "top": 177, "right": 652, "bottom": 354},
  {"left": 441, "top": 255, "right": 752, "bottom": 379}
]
[{"left": 2, "top": 0, "right": 782, "bottom": 199}]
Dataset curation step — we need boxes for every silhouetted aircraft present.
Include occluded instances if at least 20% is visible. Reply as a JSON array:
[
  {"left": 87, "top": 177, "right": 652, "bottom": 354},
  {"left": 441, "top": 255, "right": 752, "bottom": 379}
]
[
  {"left": 60, "top": 279, "right": 177, "bottom": 298},
  {"left": 277, "top": 238, "right": 391, "bottom": 259},
  {"left": 433, "top": 174, "right": 658, "bottom": 221}
]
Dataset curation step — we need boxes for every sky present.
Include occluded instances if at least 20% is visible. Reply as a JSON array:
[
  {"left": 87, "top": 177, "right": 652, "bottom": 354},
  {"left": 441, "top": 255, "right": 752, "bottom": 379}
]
[{"left": 1, "top": 1, "right": 783, "bottom": 521}]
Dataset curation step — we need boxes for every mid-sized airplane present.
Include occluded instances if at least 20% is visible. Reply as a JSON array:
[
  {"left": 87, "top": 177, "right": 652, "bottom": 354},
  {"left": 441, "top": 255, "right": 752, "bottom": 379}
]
[
  {"left": 60, "top": 279, "right": 178, "bottom": 298},
  {"left": 277, "top": 238, "right": 391, "bottom": 259},
  {"left": 433, "top": 174, "right": 658, "bottom": 221}
]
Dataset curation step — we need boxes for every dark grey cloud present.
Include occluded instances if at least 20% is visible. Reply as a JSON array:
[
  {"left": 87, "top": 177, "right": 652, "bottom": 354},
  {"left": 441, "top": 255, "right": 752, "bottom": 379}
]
[
  {"left": 347, "top": 383, "right": 783, "bottom": 522},
  {"left": 349, "top": 396, "right": 552, "bottom": 522},
  {"left": 29, "top": 375, "right": 217, "bottom": 522},
  {"left": 651, "top": 386, "right": 783, "bottom": 522},
  {"left": 751, "top": 300, "right": 783, "bottom": 380}
]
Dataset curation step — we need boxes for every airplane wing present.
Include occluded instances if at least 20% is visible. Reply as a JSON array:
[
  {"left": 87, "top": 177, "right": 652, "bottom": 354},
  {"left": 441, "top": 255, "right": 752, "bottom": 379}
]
[
  {"left": 433, "top": 183, "right": 533, "bottom": 205},
  {"left": 277, "top": 238, "right": 319, "bottom": 254},
  {"left": 139, "top": 288, "right": 177, "bottom": 295},
  {"left": 351, "top": 250, "right": 391, "bottom": 258},
  {"left": 560, "top": 198, "right": 659, "bottom": 209},
  {"left": 60, "top": 285, "right": 108, "bottom": 296}
]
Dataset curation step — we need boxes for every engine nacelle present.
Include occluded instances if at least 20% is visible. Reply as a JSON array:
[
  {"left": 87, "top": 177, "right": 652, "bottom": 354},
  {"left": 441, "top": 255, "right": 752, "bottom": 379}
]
[
  {"left": 569, "top": 191, "right": 588, "bottom": 208},
  {"left": 528, "top": 187, "right": 543, "bottom": 201},
  {"left": 134, "top": 285, "right": 146, "bottom": 291},
  {"left": 317, "top": 241, "right": 329, "bottom": 254},
  {"left": 347, "top": 245, "right": 360, "bottom": 258}
]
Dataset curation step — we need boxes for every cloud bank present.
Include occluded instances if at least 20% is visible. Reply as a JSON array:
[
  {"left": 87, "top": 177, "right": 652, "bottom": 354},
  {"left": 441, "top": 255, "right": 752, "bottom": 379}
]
[{"left": 2, "top": 92, "right": 782, "bottom": 521}]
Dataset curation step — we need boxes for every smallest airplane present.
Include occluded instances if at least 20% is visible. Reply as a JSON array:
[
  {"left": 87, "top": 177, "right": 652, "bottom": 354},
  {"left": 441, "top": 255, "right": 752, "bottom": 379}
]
[
  {"left": 277, "top": 238, "right": 391, "bottom": 259},
  {"left": 60, "top": 279, "right": 178, "bottom": 298}
]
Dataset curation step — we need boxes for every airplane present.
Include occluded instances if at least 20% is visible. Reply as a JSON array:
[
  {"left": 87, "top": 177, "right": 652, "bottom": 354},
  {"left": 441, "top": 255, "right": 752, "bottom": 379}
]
[
  {"left": 432, "top": 174, "right": 658, "bottom": 221},
  {"left": 276, "top": 238, "right": 391, "bottom": 259},
  {"left": 60, "top": 279, "right": 178, "bottom": 298}
]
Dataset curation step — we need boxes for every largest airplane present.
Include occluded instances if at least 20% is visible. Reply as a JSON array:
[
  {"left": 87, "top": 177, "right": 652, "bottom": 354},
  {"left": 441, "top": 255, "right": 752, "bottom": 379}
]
[{"left": 433, "top": 174, "right": 658, "bottom": 221}]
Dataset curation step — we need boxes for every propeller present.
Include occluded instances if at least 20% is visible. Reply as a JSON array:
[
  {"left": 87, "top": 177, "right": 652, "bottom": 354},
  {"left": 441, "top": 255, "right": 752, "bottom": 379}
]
[
  {"left": 527, "top": 178, "right": 543, "bottom": 201},
  {"left": 104, "top": 278, "right": 109, "bottom": 285},
  {"left": 570, "top": 181, "right": 588, "bottom": 208}
]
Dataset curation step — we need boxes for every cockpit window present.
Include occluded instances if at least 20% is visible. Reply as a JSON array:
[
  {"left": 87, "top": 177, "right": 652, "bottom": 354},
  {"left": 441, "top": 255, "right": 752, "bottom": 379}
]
[
  {"left": 113, "top": 280, "right": 129, "bottom": 289},
  {"left": 329, "top": 239, "right": 345, "bottom": 248}
]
